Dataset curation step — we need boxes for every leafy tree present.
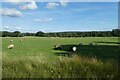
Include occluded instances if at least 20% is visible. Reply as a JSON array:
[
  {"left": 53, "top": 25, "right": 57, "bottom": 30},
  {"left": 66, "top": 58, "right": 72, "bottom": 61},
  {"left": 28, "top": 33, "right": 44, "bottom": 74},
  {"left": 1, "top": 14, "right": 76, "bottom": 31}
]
[
  {"left": 35, "top": 31, "right": 44, "bottom": 37},
  {"left": 31, "top": 33, "right": 36, "bottom": 36},
  {"left": 1, "top": 29, "right": 119, "bottom": 37},
  {"left": 0, "top": 32, "right": 2, "bottom": 37},
  {"left": 24, "top": 33, "right": 31, "bottom": 36},
  {"left": 12, "top": 31, "right": 21, "bottom": 37},
  {"left": 2, "top": 31, "right": 9, "bottom": 37},
  {"left": 19, "top": 33, "right": 24, "bottom": 37},
  {"left": 112, "top": 29, "right": 120, "bottom": 37}
]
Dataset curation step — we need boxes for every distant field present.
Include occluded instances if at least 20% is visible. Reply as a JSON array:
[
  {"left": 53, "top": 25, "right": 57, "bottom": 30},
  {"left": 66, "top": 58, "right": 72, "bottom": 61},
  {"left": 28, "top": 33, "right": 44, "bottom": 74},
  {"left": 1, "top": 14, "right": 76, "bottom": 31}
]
[{"left": 2, "top": 37, "right": 119, "bottom": 78}]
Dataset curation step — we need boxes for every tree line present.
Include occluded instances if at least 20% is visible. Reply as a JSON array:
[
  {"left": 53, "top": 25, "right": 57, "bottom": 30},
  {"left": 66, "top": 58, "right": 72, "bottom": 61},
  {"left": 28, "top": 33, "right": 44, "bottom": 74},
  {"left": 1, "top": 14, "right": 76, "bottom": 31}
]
[{"left": 0, "top": 29, "right": 120, "bottom": 37}]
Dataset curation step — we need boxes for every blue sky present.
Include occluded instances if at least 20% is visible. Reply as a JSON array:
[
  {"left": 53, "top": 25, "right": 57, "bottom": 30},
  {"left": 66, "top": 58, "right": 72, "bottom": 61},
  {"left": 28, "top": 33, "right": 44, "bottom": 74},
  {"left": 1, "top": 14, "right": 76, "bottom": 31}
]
[{"left": 0, "top": 2, "right": 118, "bottom": 32}]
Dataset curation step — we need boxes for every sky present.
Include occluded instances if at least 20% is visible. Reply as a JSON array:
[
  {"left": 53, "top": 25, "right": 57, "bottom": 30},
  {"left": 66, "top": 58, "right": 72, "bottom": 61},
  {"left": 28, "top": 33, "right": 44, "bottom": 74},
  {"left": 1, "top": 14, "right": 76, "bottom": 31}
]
[{"left": 0, "top": 1, "right": 118, "bottom": 33}]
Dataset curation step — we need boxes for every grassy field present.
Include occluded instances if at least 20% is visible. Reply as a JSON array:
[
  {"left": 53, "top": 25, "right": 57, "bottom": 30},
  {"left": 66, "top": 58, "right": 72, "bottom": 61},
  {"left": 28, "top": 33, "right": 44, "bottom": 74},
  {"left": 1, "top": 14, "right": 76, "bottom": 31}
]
[{"left": 2, "top": 37, "right": 119, "bottom": 78}]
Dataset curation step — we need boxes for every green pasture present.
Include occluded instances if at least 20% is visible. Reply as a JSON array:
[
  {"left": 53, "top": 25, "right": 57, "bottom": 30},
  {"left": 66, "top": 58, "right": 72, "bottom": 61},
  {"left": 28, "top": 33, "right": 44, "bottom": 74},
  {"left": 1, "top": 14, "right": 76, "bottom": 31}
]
[{"left": 2, "top": 37, "right": 119, "bottom": 78}]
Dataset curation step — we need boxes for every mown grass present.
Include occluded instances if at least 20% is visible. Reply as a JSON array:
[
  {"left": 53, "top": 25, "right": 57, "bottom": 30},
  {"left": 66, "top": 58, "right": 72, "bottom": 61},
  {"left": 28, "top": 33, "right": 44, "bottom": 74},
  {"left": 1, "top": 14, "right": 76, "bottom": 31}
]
[{"left": 2, "top": 37, "right": 119, "bottom": 78}]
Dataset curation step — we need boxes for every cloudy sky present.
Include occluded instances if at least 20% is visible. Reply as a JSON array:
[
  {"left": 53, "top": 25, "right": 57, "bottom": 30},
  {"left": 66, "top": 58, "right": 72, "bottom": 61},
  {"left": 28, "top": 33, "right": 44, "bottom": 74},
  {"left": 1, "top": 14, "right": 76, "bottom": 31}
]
[{"left": 0, "top": 1, "right": 118, "bottom": 32}]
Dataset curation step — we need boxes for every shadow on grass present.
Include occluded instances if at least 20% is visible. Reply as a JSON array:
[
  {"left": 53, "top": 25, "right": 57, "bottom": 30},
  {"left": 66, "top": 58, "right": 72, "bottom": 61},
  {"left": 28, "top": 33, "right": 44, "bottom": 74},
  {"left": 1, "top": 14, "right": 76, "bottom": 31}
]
[
  {"left": 94, "top": 41, "right": 120, "bottom": 44},
  {"left": 54, "top": 44, "right": 119, "bottom": 60},
  {"left": 55, "top": 52, "right": 71, "bottom": 57}
]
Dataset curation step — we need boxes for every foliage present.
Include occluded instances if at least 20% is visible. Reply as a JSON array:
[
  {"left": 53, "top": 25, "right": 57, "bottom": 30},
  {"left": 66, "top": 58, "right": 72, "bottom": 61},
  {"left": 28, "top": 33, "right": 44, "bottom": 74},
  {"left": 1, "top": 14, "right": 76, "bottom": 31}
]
[
  {"left": 112, "top": 29, "right": 120, "bottom": 37},
  {"left": 35, "top": 31, "right": 44, "bottom": 37},
  {"left": 2, "top": 31, "right": 9, "bottom": 37},
  {"left": 0, "top": 29, "right": 120, "bottom": 37},
  {"left": 12, "top": 31, "right": 21, "bottom": 37}
]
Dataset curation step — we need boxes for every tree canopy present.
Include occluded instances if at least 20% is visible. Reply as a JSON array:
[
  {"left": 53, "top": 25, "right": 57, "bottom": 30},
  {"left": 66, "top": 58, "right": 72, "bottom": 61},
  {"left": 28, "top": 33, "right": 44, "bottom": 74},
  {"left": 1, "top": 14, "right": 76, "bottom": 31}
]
[{"left": 0, "top": 29, "right": 120, "bottom": 37}]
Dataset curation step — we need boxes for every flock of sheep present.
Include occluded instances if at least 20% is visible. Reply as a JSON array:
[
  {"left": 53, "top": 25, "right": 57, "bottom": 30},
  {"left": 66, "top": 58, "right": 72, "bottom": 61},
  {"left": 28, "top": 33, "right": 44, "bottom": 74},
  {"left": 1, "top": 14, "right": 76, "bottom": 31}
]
[
  {"left": 7, "top": 38, "right": 99, "bottom": 51},
  {"left": 7, "top": 39, "right": 23, "bottom": 49}
]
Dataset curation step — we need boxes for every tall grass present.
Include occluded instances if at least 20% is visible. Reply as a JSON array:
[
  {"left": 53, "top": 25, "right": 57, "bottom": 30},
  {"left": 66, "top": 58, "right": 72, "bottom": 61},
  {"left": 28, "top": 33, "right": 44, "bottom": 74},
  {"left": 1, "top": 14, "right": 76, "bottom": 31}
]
[{"left": 2, "top": 53, "right": 118, "bottom": 78}]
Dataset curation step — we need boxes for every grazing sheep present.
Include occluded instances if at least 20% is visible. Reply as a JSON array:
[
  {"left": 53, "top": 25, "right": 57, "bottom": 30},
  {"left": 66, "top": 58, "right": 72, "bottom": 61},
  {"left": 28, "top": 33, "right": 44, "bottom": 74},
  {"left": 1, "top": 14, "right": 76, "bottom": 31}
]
[
  {"left": 72, "top": 47, "right": 77, "bottom": 52},
  {"left": 20, "top": 39, "right": 23, "bottom": 42},
  {"left": 8, "top": 44, "right": 14, "bottom": 49},
  {"left": 54, "top": 45, "right": 62, "bottom": 50},
  {"left": 10, "top": 40, "right": 13, "bottom": 42},
  {"left": 89, "top": 43, "right": 93, "bottom": 46}
]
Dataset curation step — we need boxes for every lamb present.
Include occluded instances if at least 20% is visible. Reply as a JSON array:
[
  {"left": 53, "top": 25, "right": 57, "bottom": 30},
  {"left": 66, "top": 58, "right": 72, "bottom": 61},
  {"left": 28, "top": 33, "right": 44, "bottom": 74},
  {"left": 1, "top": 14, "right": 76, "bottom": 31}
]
[{"left": 8, "top": 44, "right": 14, "bottom": 49}]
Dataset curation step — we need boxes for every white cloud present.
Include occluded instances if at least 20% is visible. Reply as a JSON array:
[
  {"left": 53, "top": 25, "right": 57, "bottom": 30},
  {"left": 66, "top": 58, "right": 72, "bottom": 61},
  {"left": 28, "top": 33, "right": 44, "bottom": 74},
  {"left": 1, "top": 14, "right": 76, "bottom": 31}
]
[
  {"left": 0, "top": 8, "right": 23, "bottom": 17},
  {"left": 4, "top": 26, "right": 9, "bottom": 29},
  {"left": 4, "top": 0, "right": 22, "bottom": 3},
  {"left": 4, "top": 0, "right": 34, "bottom": 2},
  {"left": 20, "top": 1, "right": 38, "bottom": 10},
  {"left": 46, "top": 2, "right": 59, "bottom": 9},
  {"left": 5, "top": 0, "right": 38, "bottom": 10},
  {"left": 3, "top": 25, "right": 22, "bottom": 31},
  {"left": 34, "top": 18, "right": 53, "bottom": 22},
  {"left": 60, "top": 0, "right": 69, "bottom": 7},
  {"left": 15, "top": 26, "right": 21, "bottom": 30},
  {"left": 8, "top": 0, "right": 23, "bottom": 4}
]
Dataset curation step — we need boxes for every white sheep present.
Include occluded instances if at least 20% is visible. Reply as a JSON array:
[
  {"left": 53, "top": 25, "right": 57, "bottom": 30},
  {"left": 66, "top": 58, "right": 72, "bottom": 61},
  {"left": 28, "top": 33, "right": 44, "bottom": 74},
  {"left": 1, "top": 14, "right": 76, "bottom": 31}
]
[
  {"left": 20, "top": 39, "right": 23, "bottom": 42},
  {"left": 54, "top": 45, "right": 62, "bottom": 50},
  {"left": 72, "top": 47, "right": 77, "bottom": 52},
  {"left": 10, "top": 40, "right": 13, "bottom": 42},
  {"left": 8, "top": 44, "right": 14, "bottom": 49}
]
